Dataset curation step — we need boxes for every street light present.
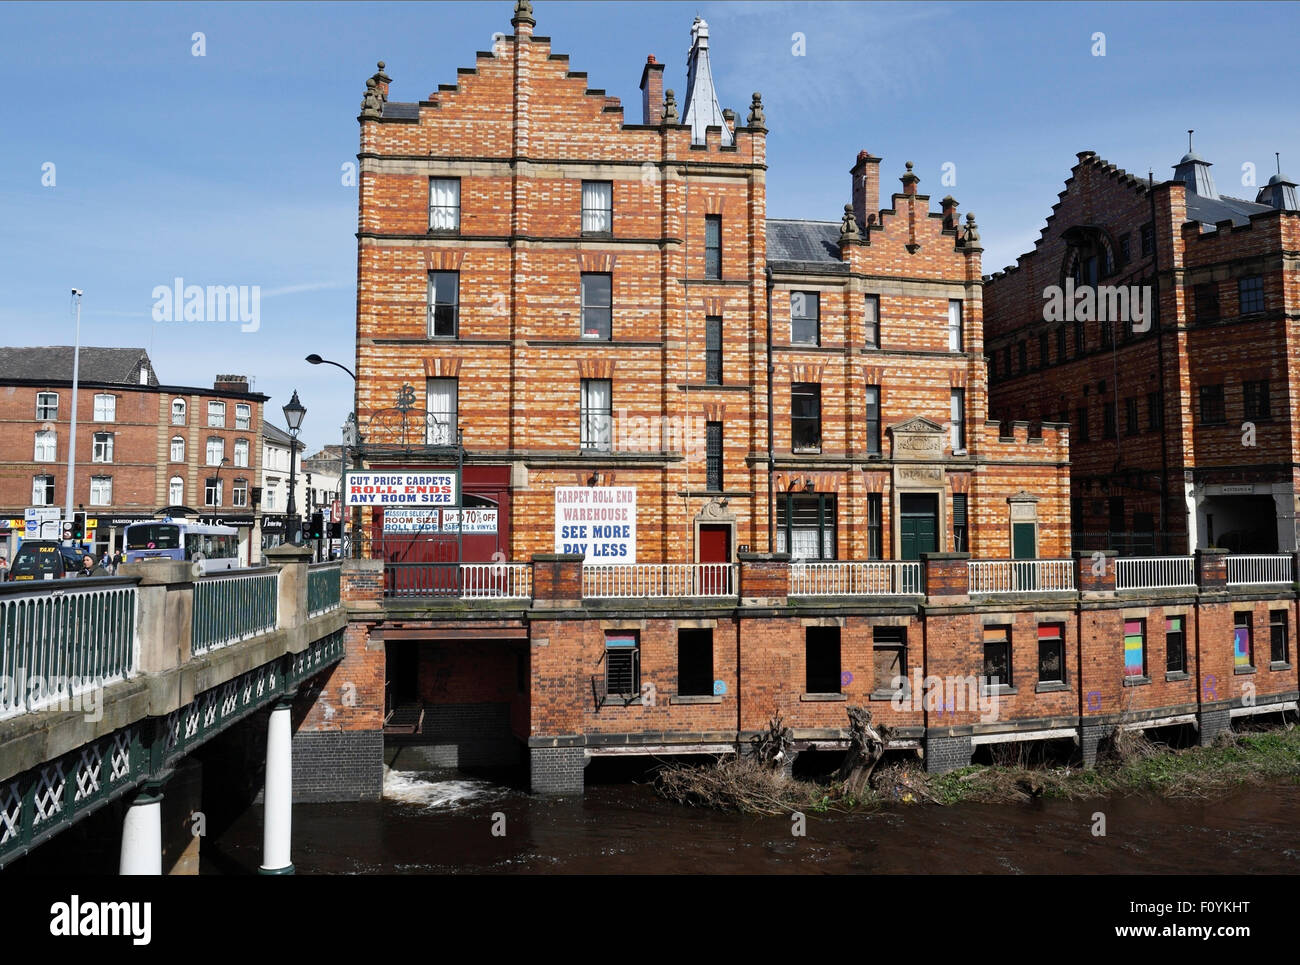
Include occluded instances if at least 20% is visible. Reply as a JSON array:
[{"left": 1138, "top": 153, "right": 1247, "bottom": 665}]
[
  {"left": 306, "top": 355, "right": 359, "bottom": 558},
  {"left": 283, "top": 390, "right": 306, "bottom": 543},
  {"left": 211, "top": 456, "right": 231, "bottom": 508}
]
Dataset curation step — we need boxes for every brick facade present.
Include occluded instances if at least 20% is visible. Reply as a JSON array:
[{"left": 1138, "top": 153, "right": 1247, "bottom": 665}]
[{"left": 985, "top": 149, "right": 1300, "bottom": 555}]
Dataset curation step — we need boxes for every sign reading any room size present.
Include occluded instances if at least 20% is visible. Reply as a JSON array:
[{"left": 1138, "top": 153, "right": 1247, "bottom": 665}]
[
  {"left": 554, "top": 487, "right": 636, "bottom": 561},
  {"left": 345, "top": 472, "right": 457, "bottom": 507}
]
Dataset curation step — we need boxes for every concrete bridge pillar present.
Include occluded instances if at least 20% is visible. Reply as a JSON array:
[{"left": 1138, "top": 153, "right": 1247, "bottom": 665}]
[
  {"left": 260, "top": 697, "right": 295, "bottom": 874},
  {"left": 119, "top": 780, "right": 165, "bottom": 875}
]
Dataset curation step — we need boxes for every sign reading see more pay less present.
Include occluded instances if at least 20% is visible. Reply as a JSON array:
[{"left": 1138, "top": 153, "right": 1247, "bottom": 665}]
[
  {"left": 345, "top": 472, "right": 457, "bottom": 506},
  {"left": 555, "top": 487, "right": 636, "bottom": 562}
]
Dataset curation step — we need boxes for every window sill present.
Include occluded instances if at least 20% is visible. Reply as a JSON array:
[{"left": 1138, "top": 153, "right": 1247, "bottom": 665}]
[
  {"left": 670, "top": 695, "right": 722, "bottom": 705},
  {"left": 1165, "top": 671, "right": 1190, "bottom": 682},
  {"left": 1122, "top": 676, "right": 1151, "bottom": 687},
  {"left": 1035, "top": 681, "right": 1069, "bottom": 693},
  {"left": 981, "top": 685, "right": 1018, "bottom": 697},
  {"left": 792, "top": 449, "right": 823, "bottom": 456},
  {"left": 1233, "top": 666, "right": 1256, "bottom": 675},
  {"left": 1269, "top": 662, "right": 1292, "bottom": 672},
  {"left": 869, "top": 689, "right": 909, "bottom": 702},
  {"left": 800, "top": 692, "right": 846, "bottom": 702},
  {"left": 598, "top": 696, "right": 642, "bottom": 708}
]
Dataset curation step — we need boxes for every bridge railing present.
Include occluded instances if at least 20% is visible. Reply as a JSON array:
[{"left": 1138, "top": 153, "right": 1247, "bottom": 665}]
[
  {"left": 307, "top": 562, "right": 343, "bottom": 616},
  {"left": 0, "top": 578, "right": 138, "bottom": 721},
  {"left": 192, "top": 568, "right": 279, "bottom": 657}
]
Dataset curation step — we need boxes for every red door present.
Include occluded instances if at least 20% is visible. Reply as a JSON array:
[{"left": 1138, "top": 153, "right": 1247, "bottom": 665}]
[{"left": 699, "top": 525, "right": 732, "bottom": 594}]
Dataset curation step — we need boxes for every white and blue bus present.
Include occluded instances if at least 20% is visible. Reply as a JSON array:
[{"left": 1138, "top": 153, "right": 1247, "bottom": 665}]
[{"left": 124, "top": 520, "right": 240, "bottom": 573}]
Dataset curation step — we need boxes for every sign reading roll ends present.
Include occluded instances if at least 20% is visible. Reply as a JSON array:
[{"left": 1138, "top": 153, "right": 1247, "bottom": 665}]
[{"left": 344, "top": 471, "right": 458, "bottom": 507}]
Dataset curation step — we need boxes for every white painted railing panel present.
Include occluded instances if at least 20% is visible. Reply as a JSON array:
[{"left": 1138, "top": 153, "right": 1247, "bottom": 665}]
[
  {"left": 1226, "top": 555, "right": 1293, "bottom": 586},
  {"left": 583, "top": 564, "right": 736, "bottom": 598},
  {"left": 968, "top": 559, "right": 1074, "bottom": 594},
  {"left": 789, "top": 561, "right": 923, "bottom": 596},
  {"left": 1114, "top": 557, "right": 1194, "bottom": 590},
  {"left": 460, "top": 563, "right": 533, "bottom": 599}
]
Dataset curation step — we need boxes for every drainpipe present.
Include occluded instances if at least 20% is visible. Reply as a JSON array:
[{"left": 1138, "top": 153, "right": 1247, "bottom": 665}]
[
  {"left": 766, "top": 265, "right": 775, "bottom": 551},
  {"left": 1148, "top": 173, "right": 1172, "bottom": 551}
]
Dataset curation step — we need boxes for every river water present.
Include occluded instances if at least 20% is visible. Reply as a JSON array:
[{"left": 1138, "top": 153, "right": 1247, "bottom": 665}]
[{"left": 207, "top": 765, "right": 1300, "bottom": 874}]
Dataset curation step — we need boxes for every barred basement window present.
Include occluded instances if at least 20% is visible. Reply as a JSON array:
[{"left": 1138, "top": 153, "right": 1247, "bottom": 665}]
[
  {"left": 1038, "top": 623, "right": 1064, "bottom": 683},
  {"left": 1270, "top": 610, "right": 1289, "bottom": 665},
  {"left": 1238, "top": 275, "right": 1264, "bottom": 315},
  {"left": 805, "top": 627, "right": 841, "bottom": 695},
  {"left": 982, "top": 626, "right": 1012, "bottom": 689},
  {"left": 1199, "top": 384, "right": 1225, "bottom": 425},
  {"left": 705, "top": 421, "right": 723, "bottom": 492},
  {"left": 678, "top": 629, "right": 714, "bottom": 697},
  {"left": 1166, "top": 616, "right": 1186, "bottom": 674},
  {"left": 704, "top": 316, "right": 722, "bottom": 385},
  {"left": 605, "top": 632, "right": 639, "bottom": 698},
  {"left": 872, "top": 626, "right": 907, "bottom": 694},
  {"left": 951, "top": 493, "right": 968, "bottom": 553},
  {"left": 1243, "top": 380, "right": 1270, "bottom": 421}
]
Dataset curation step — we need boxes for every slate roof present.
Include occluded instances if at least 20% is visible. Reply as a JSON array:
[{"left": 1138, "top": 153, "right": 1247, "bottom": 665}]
[
  {"left": 0, "top": 346, "right": 156, "bottom": 385},
  {"left": 765, "top": 219, "right": 847, "bottom": 272},
  {"left": 1184, "top": 192, "right": 1273, "bottom": 228},
  {"left": 263, "top": 421, "right": 305, "bottom": 451}
]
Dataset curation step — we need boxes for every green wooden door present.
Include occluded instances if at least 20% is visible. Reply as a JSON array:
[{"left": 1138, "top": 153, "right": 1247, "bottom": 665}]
[
  {"left": 900, "top": 495, "right": 939, "bottom": 561},
  {"left": 1012, "top": 522, "right": 1037, "bottom": 590}
]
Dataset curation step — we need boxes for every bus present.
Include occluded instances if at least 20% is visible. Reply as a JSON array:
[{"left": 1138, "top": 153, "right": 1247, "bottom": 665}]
[{"left": 124, "top": 520, "right": 240, "bottom": 573}]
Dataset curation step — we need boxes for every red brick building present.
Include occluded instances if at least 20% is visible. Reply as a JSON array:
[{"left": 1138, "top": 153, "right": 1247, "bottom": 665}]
[
  {"left": 352, "top": 4, "right": 1069, "bottom": 570},
  {"left": 0, "top": 347, "right": 267, "bottom": 562},
  {"left": 985, "top": 143, "right": 1300, "bottom": 554}
]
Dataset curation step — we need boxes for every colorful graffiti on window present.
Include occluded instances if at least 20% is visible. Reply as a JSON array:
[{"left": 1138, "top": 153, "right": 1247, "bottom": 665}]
[{"left": 1124, "top": 619, "right": 1145, "bottom": 677}]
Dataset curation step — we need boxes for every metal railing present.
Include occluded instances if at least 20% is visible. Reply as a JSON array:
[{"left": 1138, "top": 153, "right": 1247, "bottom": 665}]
[
  {"left": 384, "top": 562, "right": 533, "bottom": 599},
  {"left": 1114, "top": 556, "right": 1194, "bottom": 591},
  {"left": 461, "top": 563, "right": 532, "bottom": 599},
  {"left": 1226, "top": 554, "right": 1293, "bottom": 586},
  {"left": 192, "top": 569, "right": 279, "bottom": 656},
  {"left": 968, "top": 559, "right": 1075, "bottom": 594},
  {"left": 307, "top": 562, "right": 342, "bottom": 616},
  {"left": 0, "top": 580, "right": 137, "bottom": 721},
  {"left": 583, "top": 563, "right": 737, "bottom": 599},
  {"left": 789, "top": 561, "right": 923, "bottom": 596}
]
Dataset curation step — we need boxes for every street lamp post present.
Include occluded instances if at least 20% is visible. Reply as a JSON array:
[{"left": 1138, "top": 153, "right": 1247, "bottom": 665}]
[
  {"left": 63, "top": 290, "right": 83, "bottom": 541},
  {"left": 305, "top": 355, "right": 359, "bottom": 558},
  {"left": 283, "top": 390, "right": 306, "bottom": 544}
]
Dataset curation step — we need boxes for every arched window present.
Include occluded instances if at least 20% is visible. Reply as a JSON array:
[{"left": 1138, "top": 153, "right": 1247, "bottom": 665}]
[
  {"left": 170, "top": 436, "right": 185, "bottom": 462},
  {"left": 172, "top": 399, "right": 187, "bottom": 425},
  {"left": 169, "top": 476, "right": 184, "bottom": 504}
]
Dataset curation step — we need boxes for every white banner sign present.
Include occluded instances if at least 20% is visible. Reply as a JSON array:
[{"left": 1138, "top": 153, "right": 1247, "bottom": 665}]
[
  {"left": 345, "top": 472, "right": 457, "bottom": 507},
  {"left": 554, "top": 487, "right": 636, "bottom": 561},
  {"left": 442, "top": 508, "right": 498, "bottom": 533},
  {"left": 382, "top": 508, "right": 440, "bottom": 534},
  {"left": 24, "top": 507, "right": 61, "bottom": 539}
]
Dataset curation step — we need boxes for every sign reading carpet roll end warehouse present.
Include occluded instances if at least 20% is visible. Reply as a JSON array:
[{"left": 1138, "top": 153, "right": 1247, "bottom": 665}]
[
  {"left": 345, "top": 471, "right": 457, "bottom": 506},
  {"left": 555, "top": 487, "right": 636, "bottom": 562}
]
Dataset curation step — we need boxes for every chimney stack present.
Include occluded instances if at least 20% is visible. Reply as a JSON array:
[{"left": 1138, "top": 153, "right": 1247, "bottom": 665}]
[
  {"left": 214, "top": 374, "right": 249, "bottom": 394},
  {"left": 940, "top": 195, "right": 960, "bottom": 231},
  {"left": 640, "top": 55, "right": 664, "bottom": 125},
  {"left": 851, "top": 150, "right": 881, "bottom": 231}
]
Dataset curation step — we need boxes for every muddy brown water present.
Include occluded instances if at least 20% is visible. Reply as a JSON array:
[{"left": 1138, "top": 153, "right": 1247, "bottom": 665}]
[{"left": 204, "top": 767, "right": 1300, "bottom": 874}]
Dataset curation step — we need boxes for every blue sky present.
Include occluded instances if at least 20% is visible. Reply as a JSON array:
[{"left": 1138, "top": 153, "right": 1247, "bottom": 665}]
[{"left": 2, "top": 1, "right": 1296, "bottom": 452}]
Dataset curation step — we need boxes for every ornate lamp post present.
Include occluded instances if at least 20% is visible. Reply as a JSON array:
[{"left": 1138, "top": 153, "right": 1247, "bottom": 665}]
[
  {"left": 283, "top": 390, "right": 306, "bottom": 544},
  {"left": 306, "top": 355, "right": 360, "bottom": 557}
]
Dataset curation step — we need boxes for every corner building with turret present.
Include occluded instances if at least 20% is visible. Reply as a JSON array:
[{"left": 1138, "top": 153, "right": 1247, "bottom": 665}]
[{"left": 352, "top": 3, "right": 1069, "bottom": 569}]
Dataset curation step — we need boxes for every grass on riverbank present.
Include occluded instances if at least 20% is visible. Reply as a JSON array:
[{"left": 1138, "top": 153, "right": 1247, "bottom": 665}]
[{"left": 654, "top": 724, "right": 1300, "bottom": 813}]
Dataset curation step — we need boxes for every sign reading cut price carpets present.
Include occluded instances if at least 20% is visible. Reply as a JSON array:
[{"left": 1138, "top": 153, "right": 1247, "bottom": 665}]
[
  {"left": 554, "top": 487, "right": 636, "bottom": 561},
  {"left": 345, "top": 472, "right": 458, "bottom": 506}
]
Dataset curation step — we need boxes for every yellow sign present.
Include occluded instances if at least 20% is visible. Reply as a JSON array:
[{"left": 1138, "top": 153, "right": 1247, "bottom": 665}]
[{"left": 85, "top": 518, "right": 98, "bottom": 530}]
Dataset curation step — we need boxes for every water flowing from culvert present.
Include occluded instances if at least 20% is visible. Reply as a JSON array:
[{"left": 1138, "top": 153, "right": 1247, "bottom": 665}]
[{"left": 203, "top": 766, "right": 1300, "bottom": 874}]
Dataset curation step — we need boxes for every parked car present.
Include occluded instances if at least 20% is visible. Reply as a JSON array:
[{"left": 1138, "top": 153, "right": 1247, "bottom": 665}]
[{"left": 6, "top": 541, "right": 85, "bottom": 581}]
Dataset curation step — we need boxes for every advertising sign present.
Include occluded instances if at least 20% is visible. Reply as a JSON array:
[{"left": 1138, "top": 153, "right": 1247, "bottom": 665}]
[
  {"left": 382, "top": 509, "right": 441, "bottom": 534},
  {"left": 441, "top": 508, "right": 497, "bottom": 533},
  {"left": 554, "top": 487, "right": 636, "bottom": 561},
  {"left": 344, "top": 471, "right": 457, "bottom": 507}
]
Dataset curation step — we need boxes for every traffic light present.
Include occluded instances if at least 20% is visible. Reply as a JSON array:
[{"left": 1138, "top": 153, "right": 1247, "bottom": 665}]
[
  {"left": 308, "top": 511, "right": 325, "bottom": 540},
  {"left": 327, "top": 521, "right": 342, "bottom": 539},
  {"left": 62, "top": 519, "right": 74, "bottom": 541},
  {"left": 72, "top": 512, "right": 86, "bottom": 541}
]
